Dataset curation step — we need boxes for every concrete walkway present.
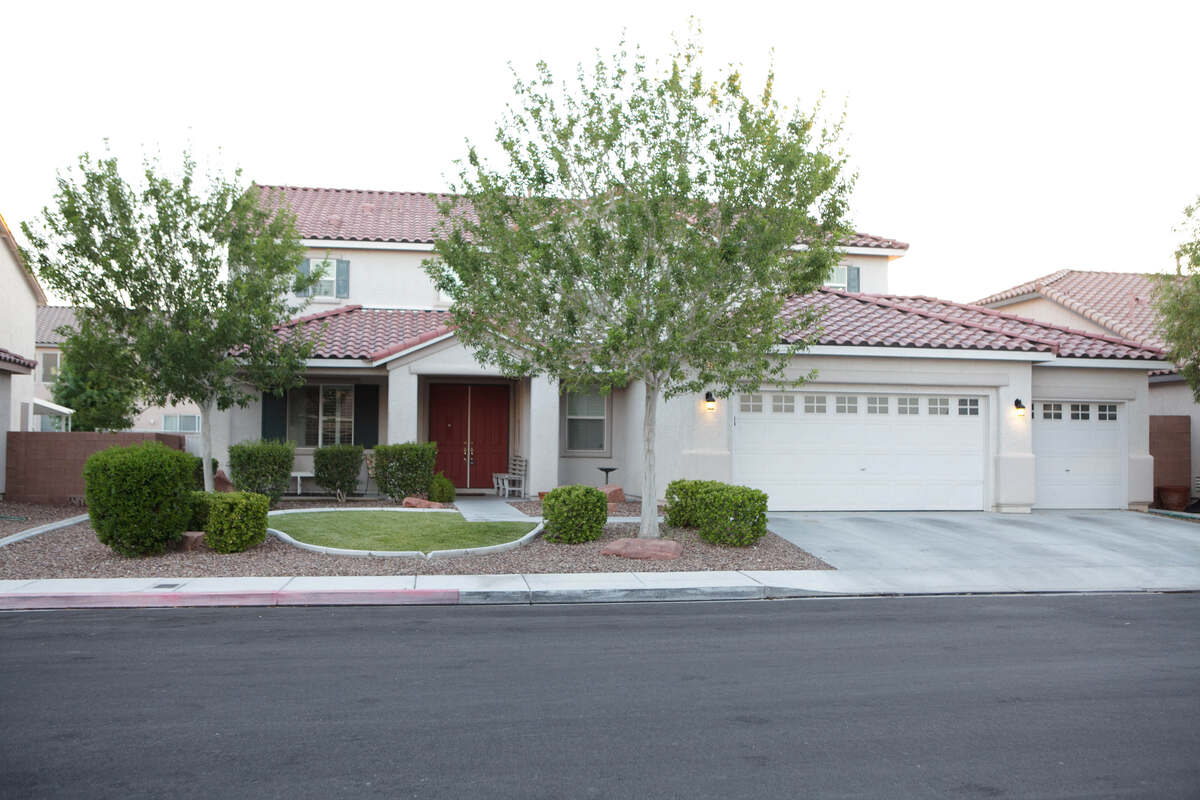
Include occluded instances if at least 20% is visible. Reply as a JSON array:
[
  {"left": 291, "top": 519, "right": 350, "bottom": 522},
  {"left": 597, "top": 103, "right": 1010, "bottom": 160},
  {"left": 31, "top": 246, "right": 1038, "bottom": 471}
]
[{"left": 452, "top": 495, "right": 538, "bottom": 522}]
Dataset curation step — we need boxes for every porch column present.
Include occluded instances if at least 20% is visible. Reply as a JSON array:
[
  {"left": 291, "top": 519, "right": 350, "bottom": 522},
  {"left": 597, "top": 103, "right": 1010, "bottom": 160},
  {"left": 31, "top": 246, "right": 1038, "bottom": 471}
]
[
  {"left": 387, "top": 365, "right": 419, "bottom": 444},
  {"left": 527, "top": 375, "right": 559, "bottom": 494}
]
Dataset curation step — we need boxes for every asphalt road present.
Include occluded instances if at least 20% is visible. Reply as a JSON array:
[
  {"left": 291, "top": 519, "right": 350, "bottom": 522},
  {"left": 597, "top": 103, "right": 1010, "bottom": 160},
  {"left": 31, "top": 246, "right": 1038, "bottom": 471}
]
[{"left": 1, "top": 596, "right": 1198, "bottom": 799}]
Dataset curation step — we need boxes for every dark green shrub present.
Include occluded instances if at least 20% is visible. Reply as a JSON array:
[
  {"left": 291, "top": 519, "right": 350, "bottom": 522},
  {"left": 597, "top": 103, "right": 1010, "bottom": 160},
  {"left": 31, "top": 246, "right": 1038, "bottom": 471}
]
[
  {"left": 664, "top": 479, "right": 725, "bottom": 528},
  {"left": 228, "top": 440, "right": 294, "bottom": 506},
  {"left": 204, "top": 492, "right": 269, "bottom": 553},
  {"left": 189, "top": 490, "right": 215, "bottom": 530},
  {"left": 542, "top": 485, "right": 607, "bottom": 543},
  {"left": 83, "top": 442, "right": 193, "bottom": 556},
  {"left": 313, "top": 444, "right": 364, "bottom": 502},
  {"left": 692, "top": 484, "right": 769, "bottom": 547},
  {"left": 373, "top": 442, "right": 438, "bottom": 500},
  {"left": 189, "top": 455, "right": 219, "bottom": 489},
  {"left": 429, "top": 471, "right": 456, "bottom": 503}
]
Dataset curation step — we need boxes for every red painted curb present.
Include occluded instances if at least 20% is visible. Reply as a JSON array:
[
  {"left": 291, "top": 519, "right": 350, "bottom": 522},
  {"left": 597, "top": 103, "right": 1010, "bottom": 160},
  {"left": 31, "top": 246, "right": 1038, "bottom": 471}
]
[{"left": 0, "top": 589, "right": 461, "bottom": 610}]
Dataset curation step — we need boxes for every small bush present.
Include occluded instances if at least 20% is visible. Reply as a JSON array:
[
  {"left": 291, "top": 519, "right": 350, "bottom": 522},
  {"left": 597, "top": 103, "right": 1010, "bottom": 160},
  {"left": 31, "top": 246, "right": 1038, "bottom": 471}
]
[
  {"left": 228, "top": 440, "right": 294, "bottom": 506},
  {"left": 373, "top": 442, "right": 438, "bottom": 500},
  {"left": 204, "top": 492, "right": 269, "bottom": 553},
  {"left": 83, "top": 442, "right": 193, "bottom": 556},
  {"left": 189, "top": 490, "right": 215, "bottom": 531},
  {"left": 428, "top": 471, "right": 456, "bottom": 503},
  {"left": 313, "top": 444, "right": 364, "bottom": 502},
  {"left": 542, "top": 485, "right": 607, "bottom": 544},
  {"left": 663, "top": 479, "right": 725, "bottom": 528},
  {"left": 694, "top": 484, "right": 769, "bottom": 547},
  {"left": 189, "top": 456, "right": 219, "bottom": 490}
]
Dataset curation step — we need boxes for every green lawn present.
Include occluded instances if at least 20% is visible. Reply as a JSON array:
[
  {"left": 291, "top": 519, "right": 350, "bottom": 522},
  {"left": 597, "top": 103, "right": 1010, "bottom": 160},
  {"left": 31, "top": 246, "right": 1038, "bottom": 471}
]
[{"left": 269, "top": 511, "right": 537, "bottom": 553}]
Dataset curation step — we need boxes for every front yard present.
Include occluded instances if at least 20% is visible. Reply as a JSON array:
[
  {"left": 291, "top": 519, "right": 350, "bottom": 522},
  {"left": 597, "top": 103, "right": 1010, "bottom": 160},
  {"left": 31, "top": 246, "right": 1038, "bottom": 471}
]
[{"left": 269, "top": 511, "right": 536, "bottom": 552}]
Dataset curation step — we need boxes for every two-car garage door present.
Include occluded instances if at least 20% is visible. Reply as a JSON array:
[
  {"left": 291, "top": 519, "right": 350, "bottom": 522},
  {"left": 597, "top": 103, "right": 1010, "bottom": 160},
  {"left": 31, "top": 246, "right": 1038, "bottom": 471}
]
[{"left": 732, "top": 391, "right": 987, "bottom": 511}]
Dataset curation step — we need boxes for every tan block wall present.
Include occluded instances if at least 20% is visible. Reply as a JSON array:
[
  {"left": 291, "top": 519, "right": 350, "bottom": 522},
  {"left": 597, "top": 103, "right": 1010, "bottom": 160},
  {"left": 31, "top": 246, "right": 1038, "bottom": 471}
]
[{"left": 4, "top": 432, "right": 186, "bottom": 504}]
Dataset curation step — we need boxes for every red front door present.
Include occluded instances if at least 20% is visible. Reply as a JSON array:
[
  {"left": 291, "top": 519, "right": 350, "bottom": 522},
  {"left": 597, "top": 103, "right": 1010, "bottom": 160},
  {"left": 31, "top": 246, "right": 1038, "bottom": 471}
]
[{"left": 428, "top": 384, "right": 510, "bottom": 489}]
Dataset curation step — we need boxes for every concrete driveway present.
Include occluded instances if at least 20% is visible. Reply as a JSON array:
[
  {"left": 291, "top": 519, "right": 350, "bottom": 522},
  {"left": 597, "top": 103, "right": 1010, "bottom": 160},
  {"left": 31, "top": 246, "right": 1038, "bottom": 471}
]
[{"left": 769, "top": 510, "right": 1200, "bottom": 573}]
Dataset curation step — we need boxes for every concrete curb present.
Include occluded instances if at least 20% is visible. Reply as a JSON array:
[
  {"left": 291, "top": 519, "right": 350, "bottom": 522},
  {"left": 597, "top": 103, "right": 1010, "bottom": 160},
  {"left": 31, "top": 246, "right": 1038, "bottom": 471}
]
[{"left": 0, "top": 514, "right": 91, "bottom": 548}]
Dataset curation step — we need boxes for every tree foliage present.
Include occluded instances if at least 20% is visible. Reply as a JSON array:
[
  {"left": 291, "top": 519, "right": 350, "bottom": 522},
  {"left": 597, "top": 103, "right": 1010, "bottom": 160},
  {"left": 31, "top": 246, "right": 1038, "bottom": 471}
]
[
  {"left": 50, "top": 314, "right": 143, "bottom": 431},
  {"left": 22, "top": 151, "right": 319, "bottom": 489},
  {"left": 1157, "top": 194, "right": 1200, "bottom": 400},
  {"left": 426, "top": 31, "right": 852, "bottom": 535}
]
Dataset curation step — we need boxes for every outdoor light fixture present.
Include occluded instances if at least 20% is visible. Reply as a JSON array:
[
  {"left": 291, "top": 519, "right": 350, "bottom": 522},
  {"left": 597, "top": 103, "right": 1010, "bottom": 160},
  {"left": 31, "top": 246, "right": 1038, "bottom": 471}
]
[
  {"left": 1014, "top": 398, "right": 1027, "bottom": 418},
  {"left": 704, "top": 391, "right": 717, "bottom": 412}
]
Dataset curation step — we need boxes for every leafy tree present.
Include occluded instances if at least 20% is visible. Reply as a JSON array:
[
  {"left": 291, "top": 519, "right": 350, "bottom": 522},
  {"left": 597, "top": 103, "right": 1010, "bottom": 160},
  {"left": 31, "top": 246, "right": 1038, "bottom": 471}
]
[
  {"left": 22, "top": 151, "right": 320, "bottom": 490},
  {"left": 51, "top": 314, "right": 143, "bottom": 431},
  {"left": 426, "top": 34, "right": 852, "bottom": 537},
  {"left": 1157, "top": 195, "right": 1200, "bottom": 399}
]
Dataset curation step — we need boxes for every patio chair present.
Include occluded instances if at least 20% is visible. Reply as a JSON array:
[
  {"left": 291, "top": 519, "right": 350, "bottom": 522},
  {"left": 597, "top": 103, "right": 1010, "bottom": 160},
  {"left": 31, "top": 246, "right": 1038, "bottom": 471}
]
[{"left": 494, "top": 455, "right": 527, "bottom": 498}]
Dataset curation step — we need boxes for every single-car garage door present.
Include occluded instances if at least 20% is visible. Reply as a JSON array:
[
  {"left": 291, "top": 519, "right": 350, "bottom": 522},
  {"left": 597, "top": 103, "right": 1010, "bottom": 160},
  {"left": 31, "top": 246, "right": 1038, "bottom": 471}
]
[
  {"left": 732, "top": 391, "right": 987, "bottom": 511},
  {"left": 1033, "top": 400, "right": 1126, "bottom": 509}
]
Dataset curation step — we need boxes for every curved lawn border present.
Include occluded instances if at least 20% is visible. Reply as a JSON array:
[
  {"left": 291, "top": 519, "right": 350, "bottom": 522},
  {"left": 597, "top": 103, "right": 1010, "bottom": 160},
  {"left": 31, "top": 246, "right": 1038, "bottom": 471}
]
[
  {"left": 0, "top": 514, "right": 91, "bottom": 548},
  {"left": 266, "top": 508, "right": 543, "bottom": 560}
]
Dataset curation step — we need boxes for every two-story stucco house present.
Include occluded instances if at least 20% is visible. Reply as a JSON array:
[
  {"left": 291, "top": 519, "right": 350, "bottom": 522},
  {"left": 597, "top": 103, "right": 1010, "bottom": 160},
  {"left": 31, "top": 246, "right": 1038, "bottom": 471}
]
[
  {"left": 0, "top": 212, "right": 46, "bottom": 495},
  {"left": 206, "top": 186, "right": 1170, "bottom": 512}
]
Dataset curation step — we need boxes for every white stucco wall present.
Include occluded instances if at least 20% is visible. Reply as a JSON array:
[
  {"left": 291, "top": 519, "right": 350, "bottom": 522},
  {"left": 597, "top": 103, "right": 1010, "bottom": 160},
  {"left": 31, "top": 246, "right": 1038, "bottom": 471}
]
[
  {"left": 0, "top": 232, "right": 40, "bottom": 495},
  {"left": 842, "top": 253, "right": 893, "bottom": 294},
  {"left": 301, "top": 247, "right": 447, "bottom": 310},
  {"left": 1149, "top": 378, "right": 1200, "bottom": 488},
  {"left": 988, "top": 297, "right": 1111, "bottom": 336}
]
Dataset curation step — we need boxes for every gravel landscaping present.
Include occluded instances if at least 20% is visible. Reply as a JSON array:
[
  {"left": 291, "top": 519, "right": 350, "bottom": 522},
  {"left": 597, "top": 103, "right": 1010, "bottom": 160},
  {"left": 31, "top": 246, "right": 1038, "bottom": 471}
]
[
  {"left": 0, "top": 503, "right": 87, "bottom": 538},
  {"left": 0, "top": 520, "right": 832, "bottom": 578}
]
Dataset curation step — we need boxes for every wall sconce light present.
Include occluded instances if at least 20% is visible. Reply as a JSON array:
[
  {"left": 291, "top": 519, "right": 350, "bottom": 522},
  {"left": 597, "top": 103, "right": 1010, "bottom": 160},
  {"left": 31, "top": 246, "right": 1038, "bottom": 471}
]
[
  {"left": 1013, "top": 398, "right": 1026, "bottom": 418},
  {"left": 704, "top": 391, "right": 717, "bottom": 412}
]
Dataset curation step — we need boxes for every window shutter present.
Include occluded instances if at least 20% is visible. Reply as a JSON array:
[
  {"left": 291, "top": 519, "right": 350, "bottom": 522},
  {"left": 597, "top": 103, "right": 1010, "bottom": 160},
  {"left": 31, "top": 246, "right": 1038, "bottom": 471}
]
[
  {"left": 847, "top": 266, "right": 861, "bottom": 293},
  {"left": 353, "top": 384, "right": 379, "bottom": 448},
  {"left": 335, "top": 259, "right": 350, "bottom": 298},
  {"left": 296, "top": 258, "right": 310, "bottom": 297},
  {"left": 261, "top": 392, "right": 287, "bottom": 440}
]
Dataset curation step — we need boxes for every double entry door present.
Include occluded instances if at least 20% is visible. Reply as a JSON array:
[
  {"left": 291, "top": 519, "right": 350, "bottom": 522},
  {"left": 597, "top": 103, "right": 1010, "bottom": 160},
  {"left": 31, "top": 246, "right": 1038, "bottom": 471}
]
[{"left": 428, "top": 383, "right": 509, "bottom": 489}]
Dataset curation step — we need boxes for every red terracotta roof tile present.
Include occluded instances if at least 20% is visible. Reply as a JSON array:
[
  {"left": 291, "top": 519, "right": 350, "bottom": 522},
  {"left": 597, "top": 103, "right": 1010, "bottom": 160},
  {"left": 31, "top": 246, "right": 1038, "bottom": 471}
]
[
  {"left": 274, "top": 305, "right": 453, "bottom": 360},
  {"left": 0, "top": 347, "right": 36, "bottom": 371}
]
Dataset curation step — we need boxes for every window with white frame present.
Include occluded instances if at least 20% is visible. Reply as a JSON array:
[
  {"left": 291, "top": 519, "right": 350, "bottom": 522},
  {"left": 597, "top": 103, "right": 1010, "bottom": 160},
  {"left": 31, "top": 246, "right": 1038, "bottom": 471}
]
[
  {"left": 287, "top": 385, "right": 354, "bottom": 447},
  {"left": 867, "top": 396, "right": 889, "bottom": 415},
  {"left": 739, "top": 394, "right": 763, "bottom": 413},
  {"left": 958, "top": 398, "right": 980, "bottom": 416},
  {"left": 565, "top": 391, "right": 608, "bottom": 453},
  {"left": 163, "top": 414, "right": 201, "bottom": 433},
  {"left": 1042, "top": 402, "right": 1063, "bottom": 420},
  {"left": 40, "top": 352, "right": 60, "bottom": 384},
  {"left": 928, "top": 397, "right": 950, "bottom": 415},
  {"left": 897, "top": 397, "right": 919, "bottom": 415},
  {"left": 804, "top": 395, "right": 827, "bottom": 414},
  {"left": 836, "top": 395, "right": 857, "bottom": 414},
  {"left": 1070, "top": 403, "right": 1090, "bottom": 421},
  {"left": 772, "top": 394, "right": 795, "bottom": 413},
  {"left": 1098, "top": 403, "right": 1117, "bottom": 421}
]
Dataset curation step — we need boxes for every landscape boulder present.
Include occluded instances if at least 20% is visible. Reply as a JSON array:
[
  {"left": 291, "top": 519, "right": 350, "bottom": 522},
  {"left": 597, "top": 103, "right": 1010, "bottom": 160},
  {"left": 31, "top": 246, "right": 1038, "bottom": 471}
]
[
  {"left": 601, "top": 537, "right": 682, "bottom": 560},
  {"left": 402, "top": 496, "right": 447, "bottom": 509},
  {"left": 599, "top": 484, "right": 625, "bottom": 503}
]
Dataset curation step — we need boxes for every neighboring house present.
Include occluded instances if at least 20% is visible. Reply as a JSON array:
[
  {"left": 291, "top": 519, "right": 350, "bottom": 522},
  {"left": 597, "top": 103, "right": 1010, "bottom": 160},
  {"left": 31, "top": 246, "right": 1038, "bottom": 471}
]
[
  {"left": 0, "top": 212, "right": 46, "bottom": 495},
  {"left": 974, "top": 270, "right": 1197, "bottom": 492},
  {"left": 35, "top": 306, "right": 204, "bottom": 454},
  {"left": 206, "top": 186, "right": 1169, "bottom": 512}
]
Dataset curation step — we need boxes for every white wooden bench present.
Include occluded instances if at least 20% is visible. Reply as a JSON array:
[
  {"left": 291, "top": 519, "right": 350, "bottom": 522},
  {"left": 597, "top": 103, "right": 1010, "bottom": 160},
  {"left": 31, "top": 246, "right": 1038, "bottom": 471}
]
[{"left": 290, "top": 471, "right": 314, "bottom": 495}]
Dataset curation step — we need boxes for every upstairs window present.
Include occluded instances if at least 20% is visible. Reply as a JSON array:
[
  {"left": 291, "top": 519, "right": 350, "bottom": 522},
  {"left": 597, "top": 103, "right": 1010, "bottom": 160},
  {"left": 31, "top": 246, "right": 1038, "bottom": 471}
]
[
  {"left": 824, "top": 265, "right": 862, "bottom": 292},
  {"left": 296, "top": 257, "right": 351, "bottom": 299},
  {"left": 40, "top": 352, "right": 60, "bottom": 384}
]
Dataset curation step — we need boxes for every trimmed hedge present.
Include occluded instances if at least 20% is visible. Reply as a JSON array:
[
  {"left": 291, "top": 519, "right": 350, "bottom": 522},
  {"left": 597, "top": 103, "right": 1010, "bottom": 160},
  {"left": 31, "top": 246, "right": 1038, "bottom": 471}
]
[
  {"left": 314, "top": 444, "right": 364, "bottom": 502},
  {"left": 542, "top": 485, "right": 607, "bottom": 544},
  {"left": 189, "top": 490, "right": 215, "bottom": 531},
  {"left": 204, "top": 492, "right": 269, "bottom": 553},
  {"left": 429, "top": 471, "right": 456, "bottom": 504},
  {"left": 83, "top": 442, "right": 193, "bottom": 556},
  {"left": 665, "top": 479, "right": 768, "bottom": 547},
  {"left": 190, "top": 456, "right": 219, "bottom": 490},
  {"left": 374, "top": 442, "right": 438, "bottom": 500},
  {"left": 228, "top": 440, "right": 295, "bottom": 506}
]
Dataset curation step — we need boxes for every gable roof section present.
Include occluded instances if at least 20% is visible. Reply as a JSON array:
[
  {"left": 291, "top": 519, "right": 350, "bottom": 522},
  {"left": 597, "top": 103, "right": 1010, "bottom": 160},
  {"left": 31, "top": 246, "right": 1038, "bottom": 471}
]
[
  {"left": 0, "top": 212, "right": 48, "bottom": 305},
  {"left": 274, "top": 305, "right": 453, "bottom": 361},
  {"left": 782, "top": 290, "right": 1163, "bottom": 360},
  {"left": 256, "top": 185, "right": 909, "bottom": 251},
  {"left": 36, "top": 306, "right": 79, "bottom": 345},
  {"left": 973, "top": 270, "right": 1166, "bottom": 349}
]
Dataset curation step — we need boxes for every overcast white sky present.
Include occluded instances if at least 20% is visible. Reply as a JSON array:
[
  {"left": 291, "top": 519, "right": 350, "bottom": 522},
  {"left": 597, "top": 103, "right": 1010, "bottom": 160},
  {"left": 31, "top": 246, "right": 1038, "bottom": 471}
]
[{"left": 4, "top": 0, "right": 1197, "bottom": 304}]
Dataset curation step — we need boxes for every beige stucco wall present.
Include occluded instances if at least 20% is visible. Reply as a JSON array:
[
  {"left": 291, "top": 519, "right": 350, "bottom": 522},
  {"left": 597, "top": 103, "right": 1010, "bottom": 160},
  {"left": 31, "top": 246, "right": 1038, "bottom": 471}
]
[
  {"left": 1149, "top": 378, "right": 1200, "bottom": 489},
  {"left": 0, "top": 236, "right": 39, "bottom": 495},
  {"left": 991, "top": 297, "right": 1111, "bottom": 336}
]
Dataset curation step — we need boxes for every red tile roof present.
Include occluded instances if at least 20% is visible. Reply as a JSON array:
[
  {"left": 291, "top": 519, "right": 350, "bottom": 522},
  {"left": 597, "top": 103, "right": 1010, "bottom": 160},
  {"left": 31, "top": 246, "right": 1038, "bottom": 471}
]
[
  {"left": 0, "top": 347, "right": 37, "bottom": 371},
  {"left": 256, "top": 185, "right": 909, "bottom": 250},
  {"left": 36, "top": 306, "right": 79, "bottom": 345},
  {"left": 973, "top": 270, "right": 1168, "bottom": 349},
  {"left": 274, "top": 305, "right": 453, "bottom": 361}
]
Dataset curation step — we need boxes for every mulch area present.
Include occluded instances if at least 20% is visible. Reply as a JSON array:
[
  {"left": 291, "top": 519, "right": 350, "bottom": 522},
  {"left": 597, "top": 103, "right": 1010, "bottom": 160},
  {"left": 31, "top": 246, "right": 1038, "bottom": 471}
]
[
  {"left": 0, "top": 502, "right": 87, "bottom": 538},
  {"left": 0, "top": 520, "right": 832, "bottom": 579},
  {"left": 509, "top": 500, "right": 664, "bottom": 517}
]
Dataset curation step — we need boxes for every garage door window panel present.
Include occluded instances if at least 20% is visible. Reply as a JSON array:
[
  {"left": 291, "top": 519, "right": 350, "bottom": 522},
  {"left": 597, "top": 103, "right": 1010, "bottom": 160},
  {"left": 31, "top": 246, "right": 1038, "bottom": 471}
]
[
  {"left": 1070, "top": 403, "right": 1090, "bottom": 421},
  {"left": 740, "top": 394, "right": 763, "bottom": 413},
  {"left": 1098, "top": 404, "right": 1117, "bottom": 421},
  {"left": 897, "top": 397, "right": 919, "bottom": 415},
  {"left": 772, "top": 394, "right": 795, "bottom": 413},
  {"left": 836, "top": 396, "right": 858, "bottom": 414},
  {"left": 1042, "top": 402, "right": 1063, "bottom": 420},
  {"left": 867, "top": 396, "right": 889, "bottom": 415},
  {"left": 929, "top": 397, "right": 949, "bottom": 416},
  {"left": 804, "top": 395, "right": 827, "bottom": 414},
  {"left": 958, "top": 398, "right": 980, "bottom": 416}
]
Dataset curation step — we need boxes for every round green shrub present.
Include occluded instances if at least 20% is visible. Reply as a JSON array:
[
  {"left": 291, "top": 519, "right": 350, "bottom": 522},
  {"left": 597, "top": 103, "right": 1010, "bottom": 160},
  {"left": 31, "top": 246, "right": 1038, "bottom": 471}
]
[
  {"left": 204, "top": 492, "right": 269, "bottom": 553},
  {"left": 228, "top": 440, "right": 295, "bottom": 506},
  {"left": 693, "top": 484, "right": 769, "bottom": 547},
  {"left": 429, "top": 471, "right": 456, "bottom": 503},
  {"left": 83, "top": 442, "right": 193, "bottom": 556},
  {"left": 313, "top": 444, "right": 364, "bottom": 502},
  {"left": 542, "top": 485, "right": 607, "bottom": 543}
]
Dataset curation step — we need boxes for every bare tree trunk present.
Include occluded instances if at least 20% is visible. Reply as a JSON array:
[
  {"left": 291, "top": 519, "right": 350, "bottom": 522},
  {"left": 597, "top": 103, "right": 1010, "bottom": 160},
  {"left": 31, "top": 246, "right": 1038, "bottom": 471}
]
[
  {"left": 200, "top": 399, "right": 215, "bottom": 492},
  {"left": 639, "top": 380, "right": 660, "bottom": 539}
]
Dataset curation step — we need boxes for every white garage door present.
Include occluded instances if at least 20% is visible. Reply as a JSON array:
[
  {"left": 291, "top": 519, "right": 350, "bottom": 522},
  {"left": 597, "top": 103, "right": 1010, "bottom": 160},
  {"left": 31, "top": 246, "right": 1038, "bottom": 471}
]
[
  {"left": 732, "top": 392, "right": 987, "bottom": 511},
  {"left": 1033, "top": 401, "right": 1126, "bottom": 509}
]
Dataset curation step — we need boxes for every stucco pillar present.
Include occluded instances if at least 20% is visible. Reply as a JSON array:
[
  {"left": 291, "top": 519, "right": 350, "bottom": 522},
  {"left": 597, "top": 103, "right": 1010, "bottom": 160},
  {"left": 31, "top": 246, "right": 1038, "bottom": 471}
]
[
  {"left": 993, "top": 368, "right": 1035, "bottom": 512},
  {"left": 527, "top": 375, "right": 559, "bottom": 494},
  {"left": 387, "top": 365, "right": 419, "bottom": 444}
]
